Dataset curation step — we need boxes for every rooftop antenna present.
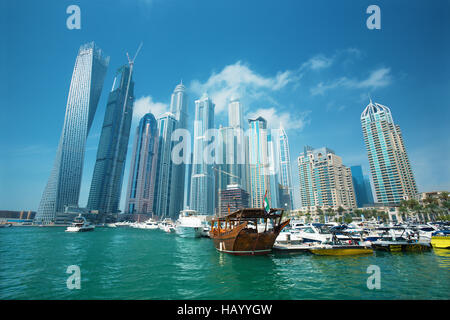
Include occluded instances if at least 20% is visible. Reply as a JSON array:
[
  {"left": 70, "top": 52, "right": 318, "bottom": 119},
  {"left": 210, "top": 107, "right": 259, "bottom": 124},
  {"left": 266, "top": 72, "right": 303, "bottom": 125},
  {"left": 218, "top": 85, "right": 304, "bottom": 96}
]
[{"left": 368, "top": 92, "right": 373, "bottom": 105}]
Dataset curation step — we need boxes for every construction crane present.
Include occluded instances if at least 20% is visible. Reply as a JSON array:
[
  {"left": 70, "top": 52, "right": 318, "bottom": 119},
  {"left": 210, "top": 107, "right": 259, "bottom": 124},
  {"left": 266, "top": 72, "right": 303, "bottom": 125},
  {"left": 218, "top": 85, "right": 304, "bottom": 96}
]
[{"left": 213, "top": 166, "right": 240, "bottom": 216}]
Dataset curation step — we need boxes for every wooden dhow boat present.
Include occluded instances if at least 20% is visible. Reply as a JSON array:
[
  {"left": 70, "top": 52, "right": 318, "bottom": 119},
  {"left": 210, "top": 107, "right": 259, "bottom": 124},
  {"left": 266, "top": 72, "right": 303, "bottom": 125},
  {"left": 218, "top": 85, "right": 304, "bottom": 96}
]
[{"left": 209, "top": 208, "right": 290, "bottom": 255}]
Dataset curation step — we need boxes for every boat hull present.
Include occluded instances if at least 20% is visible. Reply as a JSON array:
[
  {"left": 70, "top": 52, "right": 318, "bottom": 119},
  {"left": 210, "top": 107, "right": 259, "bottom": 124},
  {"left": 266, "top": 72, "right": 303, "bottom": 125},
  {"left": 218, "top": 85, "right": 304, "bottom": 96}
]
[
  {"left": 176, "top": 226, "right": 203, "bottom": 238},
  {"left": 309, "top": 247, "right": 373, "bottom": 256},
  {"left": 372, "top": 243, "right": 431, "bottom": 252},
  {"left": 211, "top": 220, "right": 290, "bottom": 255},
  {"left": 65, "top": 226, "right": 95, "bottom": 232},
  {"left": 431, "top": 236, "right": 450, "bottom": 249}
]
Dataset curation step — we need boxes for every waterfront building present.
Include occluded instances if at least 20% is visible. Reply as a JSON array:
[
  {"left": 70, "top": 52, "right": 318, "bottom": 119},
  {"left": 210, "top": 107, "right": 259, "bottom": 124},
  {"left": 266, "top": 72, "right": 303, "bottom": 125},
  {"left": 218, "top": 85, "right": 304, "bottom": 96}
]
[
  {"left": 219, "top": 184, "right": 250, "bottom": 216},
  {"left": 154, "top": 112, "right": 177, "bottom": 218},
  {"left": 125, "top": 113, "right": 159, "bottom": 215},
  {"left": 168, "top": 82, "right": 189, "bottom": 218},
  {"left": 190, "top": 93, "right": 215, "bottom": 215},
  {"left": 87, "top": 64, "right": 135, "bottom": 214},
  {"left": 248, "top": 117, "right": 276, "bottom": 208},
  {"left": 350, "top": 165, "right": 374, "bottom": 207},
  {"left": 361, "top": 100, "right": 418, "bottom": 204},
  {"left": 35, "top": 42, "right": 109, "bottom": 224},
  {"left": 297, "top": 146, "right": 357, "bottom": 210}
]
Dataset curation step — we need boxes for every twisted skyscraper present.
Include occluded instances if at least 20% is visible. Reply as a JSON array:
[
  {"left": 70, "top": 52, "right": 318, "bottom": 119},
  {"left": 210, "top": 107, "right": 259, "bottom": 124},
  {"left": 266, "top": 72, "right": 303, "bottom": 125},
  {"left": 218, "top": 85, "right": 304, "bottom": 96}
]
[{"left": 35, "top": 42, "right": 109, "bottom": 224}]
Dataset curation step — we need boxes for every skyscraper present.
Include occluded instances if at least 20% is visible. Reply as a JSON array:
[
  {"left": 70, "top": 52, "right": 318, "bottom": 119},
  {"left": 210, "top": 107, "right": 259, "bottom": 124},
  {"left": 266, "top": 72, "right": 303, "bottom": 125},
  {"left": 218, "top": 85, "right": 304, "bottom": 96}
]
[
  {"left": 190, "top": 93, "right": 215, "bottom": 215},
  {"left": 350, "top": 165, "right": 374, "bottom": 207},
  {"left": 125, "top": 113, "right": 159, "bottom": 215},
  {"left": 361, "top": 100, "right": 418, "bottom": 204},
  {"left": 277, "top": 127, "right": 294, "bottom": 209},
  {"left": 297, "top": 146, "right": 356, "bottom": 210},
  {"left": 154, "top": 112, "right": 177, "bottom": 218},
  {"left": 35, "top": 42, "right": 109, "bottom": 224},
  {"left": 168, "top": 82, "right": 188, "bottom": 218},
  {"left": 87, "top": 64, "right": 135, "bottom": 214},
  {"left": 248, "top": 117, "right": 275, "bottom": 208}
]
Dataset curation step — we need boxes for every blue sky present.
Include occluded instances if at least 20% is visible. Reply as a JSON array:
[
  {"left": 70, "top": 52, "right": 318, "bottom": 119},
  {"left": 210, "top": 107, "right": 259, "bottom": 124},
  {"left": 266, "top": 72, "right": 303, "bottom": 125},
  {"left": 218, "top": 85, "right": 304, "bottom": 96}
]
[{"left": 1, "top": 0, "right": 449, "bottom": 212}]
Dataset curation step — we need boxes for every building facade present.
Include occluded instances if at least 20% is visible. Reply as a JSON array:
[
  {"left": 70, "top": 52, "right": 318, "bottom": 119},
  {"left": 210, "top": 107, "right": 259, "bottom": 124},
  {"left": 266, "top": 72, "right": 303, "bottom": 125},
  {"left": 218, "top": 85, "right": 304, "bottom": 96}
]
[
  {"left": 277, "top": 127, "right": 294, "bottom": 210},
  {"left": 297, "top": 146, "right": 357, "bottom": 210},
  {"left": 248, "top": 117, "right": 276, "bottom": 208},
  {"left": 125, "top": 113, "right": 159, "bottom": 215},
  {"left": 35, "top": 42, "right": 109, "bottom": 224},
  {"left": 87, "top": 64, "right": 135, "bottom": 214},
  {"left": 154, "top": 112, "right": 177, "bottom": 218},
  {"left": 168, "top": 82, "right": 189, "bottom": 218},
  {"left": 361, "top": 100, "right": 418, "bottom": 204},
  {"left": 350, "top": 165, "right": 374, "bottom": 207},
  {"left": 190, "top": 93, "right": 215, "bottom": 215}
]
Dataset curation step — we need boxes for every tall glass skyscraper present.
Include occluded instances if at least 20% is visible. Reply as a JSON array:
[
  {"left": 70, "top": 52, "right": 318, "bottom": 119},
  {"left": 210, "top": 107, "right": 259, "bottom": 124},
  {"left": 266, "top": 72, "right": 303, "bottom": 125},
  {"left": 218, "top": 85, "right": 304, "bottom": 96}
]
[
  {"left": 361, "top": 100, "right": 418, "bottom": 204},
  {"left": 350, "top": 165, "right": 374, "bottom": 207},
  {"left": 168, "top": 82, "right": 188, "bottom": 218},
  {"left": 35, "top": 42, "right": 109, "bottom": 224},
  {"left": 87, "top": 64, "right": 135, "bottom": 214},
  {"left": 154, "top": 112, "right": 177, "bottom": 218},
  {"left": 248, "top": 117, "right": 275, "bottom": 208},
  {"left": 190, "top": 93, "right": 215, "bottom": 215},
  {"left": 125, "top": 113, "right": 159, "bottom": 215},
  {"left": 277, "top": 127, "right": 294, "bottom": 209}
]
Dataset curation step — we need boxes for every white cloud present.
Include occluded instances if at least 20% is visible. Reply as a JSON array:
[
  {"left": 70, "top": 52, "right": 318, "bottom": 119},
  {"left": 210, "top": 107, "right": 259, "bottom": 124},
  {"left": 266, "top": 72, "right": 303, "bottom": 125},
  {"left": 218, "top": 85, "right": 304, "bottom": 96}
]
[
  {"left": 301, "top": 54, "right": 334, "bottom": 70},
  {"left": 310, "top": 67, "right": 392, "bottom": 96},
  {"left": 246, "top": 107, "right": 310, "bottom": 131},
  {"left": 133, "top": 95, "right": 168, "bottom": 123},
  {"left": 190, "top": 61, "right": 296, "bottom": 113}
]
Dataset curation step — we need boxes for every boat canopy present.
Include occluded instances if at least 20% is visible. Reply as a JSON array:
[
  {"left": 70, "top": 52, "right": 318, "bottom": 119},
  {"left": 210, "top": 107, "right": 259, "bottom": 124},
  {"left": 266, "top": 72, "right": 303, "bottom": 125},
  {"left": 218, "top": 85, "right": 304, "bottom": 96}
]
[{"left": 213, "top": 208, "right": 284, "bottom": 221}]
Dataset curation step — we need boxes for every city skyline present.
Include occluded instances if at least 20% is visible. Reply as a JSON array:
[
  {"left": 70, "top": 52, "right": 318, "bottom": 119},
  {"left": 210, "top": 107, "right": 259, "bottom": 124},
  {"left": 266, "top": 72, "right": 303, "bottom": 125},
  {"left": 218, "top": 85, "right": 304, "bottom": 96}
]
[{"left": 1, "top": 1, "right": 449, "bottom": 213}]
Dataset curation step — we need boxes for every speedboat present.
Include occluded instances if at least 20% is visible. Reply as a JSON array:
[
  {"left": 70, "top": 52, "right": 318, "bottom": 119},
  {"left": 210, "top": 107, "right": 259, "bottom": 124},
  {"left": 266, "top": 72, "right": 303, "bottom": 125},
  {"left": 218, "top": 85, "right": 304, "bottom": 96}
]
[
  {"left": 142, "top": 219, "right": 159, "bottom": 229},
  {"left": 371, "top": 228, "right": 431, "bottom": 252},
  {"left": 106, "top": 223, "right": 117, "bottom": 228},
  {"left": 175, "top": 209, "right": 208, "bottom": 238},
  {"left": 65, "top": 214, "right": 95, "bottom": 232},
  {"left": 294, "top": 224, "right": 333, "bottom": 243},
  {"left": 309, "top": 233, "right": 373, "bottom": 256},
  {"left": 0, "top": 223, "right": 12, "bottom": 228},
  {"left": 431, "top": 230, "right": 450, "bottom": 249}
]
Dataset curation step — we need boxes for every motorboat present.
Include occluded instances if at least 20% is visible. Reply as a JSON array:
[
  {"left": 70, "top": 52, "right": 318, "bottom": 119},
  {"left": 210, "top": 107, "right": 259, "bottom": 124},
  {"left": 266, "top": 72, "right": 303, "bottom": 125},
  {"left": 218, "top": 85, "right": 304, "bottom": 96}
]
[
  {"left": 106, "top": 223, "right": 117, "bottom": 228},
  {"left": 431, "top": 230, "right": 450, "bottom": 249},
  {"left": 371, "top": 228, "right": 431, "bottom": 252},
  {"left": 0, "top": 222, "right": 12, "bottom": 228},
  {"left": 309, "top": 233, "right": 373, "bottom": 256},
  {"left": 65, "top": 214, "right": 95, "bottom": 232},
  {"left": 175, "top": 209, "right": 209, "bottom": 238},
  {"left": 159, "top": 219, "right": 176, "bottom": 233}
]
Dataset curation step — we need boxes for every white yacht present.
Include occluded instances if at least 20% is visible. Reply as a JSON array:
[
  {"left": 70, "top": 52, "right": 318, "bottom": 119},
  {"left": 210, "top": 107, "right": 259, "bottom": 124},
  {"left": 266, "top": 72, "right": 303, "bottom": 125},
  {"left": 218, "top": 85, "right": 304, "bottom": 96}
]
[
  {"left": 141, "top": 219, "right": 159, "bottom": 230},
  {"left": 65, "top": 214, "right": 95, "bottom": 232},
  {"left": 175, "top": 209, "right": 209, "bottom": 238},
  {"left": 159, "top": 219, "right": 176, "bottom": 233}
]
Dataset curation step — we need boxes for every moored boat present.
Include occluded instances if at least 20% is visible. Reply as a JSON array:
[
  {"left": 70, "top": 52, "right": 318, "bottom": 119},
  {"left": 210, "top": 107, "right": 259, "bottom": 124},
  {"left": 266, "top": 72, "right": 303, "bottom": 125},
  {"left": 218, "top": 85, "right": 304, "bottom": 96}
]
[
  {"left": 371, "top": 227, "right": 431, "bottom": 252},
  {"left": 175, "top": 209, "right": 208, "bottom": 238},
  {"left": 308, "top": 233, "right": 373, "bottom": 256},
  {"left": 431, "top": 230, "right": 450, "bottom": 249},
  {"left": 209, "top": 208, "right": 290, "bottom": 255}
]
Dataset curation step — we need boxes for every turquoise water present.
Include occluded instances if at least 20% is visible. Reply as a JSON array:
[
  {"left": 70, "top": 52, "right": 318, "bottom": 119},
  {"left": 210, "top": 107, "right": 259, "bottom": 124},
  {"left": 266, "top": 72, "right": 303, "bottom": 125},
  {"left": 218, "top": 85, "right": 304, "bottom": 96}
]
[{"left": 0, "top": 227, "right": 449, "bottom": 300}]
